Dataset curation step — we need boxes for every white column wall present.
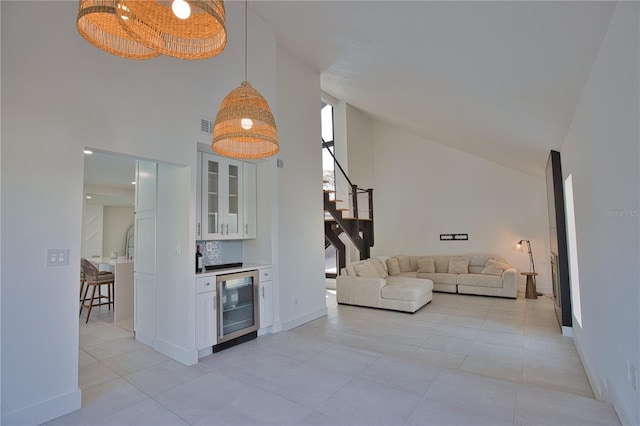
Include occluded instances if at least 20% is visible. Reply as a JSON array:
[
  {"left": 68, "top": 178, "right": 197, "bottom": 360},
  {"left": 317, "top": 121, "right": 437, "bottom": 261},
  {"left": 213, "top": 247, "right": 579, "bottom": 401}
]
[
  {"left": 371, "top": 122, "right": 551, "bottom": 294},
  {"left": 0, "top": 2, "right": 276, "bottom": 423},
  {"left": 559, "top": 2, "right": 639, "bottom": 424},
  {"left": 345, "top": 105, "right": 375, "bottom": 191},
  {"left": 275, "top": 47, "right": 327, "bottom": 330}
]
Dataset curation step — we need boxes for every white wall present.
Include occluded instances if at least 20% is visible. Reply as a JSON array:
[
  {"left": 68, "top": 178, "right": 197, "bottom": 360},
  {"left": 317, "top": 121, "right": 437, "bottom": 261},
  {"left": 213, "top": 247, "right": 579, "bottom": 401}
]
[
  {"left": 102, "top": 206, "right": 134, "bottom": 256},
  {"left": 371, "top": 122, "right": 551, "bottom": 294},
  {"left": 342, "top": 104, "right": 375, "bottom": 262},
  {"left": 559, "top": 2, "right": 639, "bottom": 424},
  {"left": 345, "top": 105, "right": 375, "bottom": 191},
  {"left": 275, "top": 47, "right": 327, "bottom": 330},
  {"left": 0, "top": 1, "right": 276, "bottom": 423}
]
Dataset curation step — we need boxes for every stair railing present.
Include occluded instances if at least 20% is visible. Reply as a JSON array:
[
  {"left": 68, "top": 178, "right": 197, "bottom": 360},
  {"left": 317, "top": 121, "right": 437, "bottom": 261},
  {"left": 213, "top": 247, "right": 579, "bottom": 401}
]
[{"left": 322, "top": 139, "right": 375, "bottom": 248}]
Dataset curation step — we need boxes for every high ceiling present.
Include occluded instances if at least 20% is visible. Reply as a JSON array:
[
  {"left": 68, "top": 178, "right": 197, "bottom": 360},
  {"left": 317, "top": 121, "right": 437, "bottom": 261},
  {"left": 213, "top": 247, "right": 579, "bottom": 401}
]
[{"left": 249, "top": 1, "right": 616, "bottom": 176}]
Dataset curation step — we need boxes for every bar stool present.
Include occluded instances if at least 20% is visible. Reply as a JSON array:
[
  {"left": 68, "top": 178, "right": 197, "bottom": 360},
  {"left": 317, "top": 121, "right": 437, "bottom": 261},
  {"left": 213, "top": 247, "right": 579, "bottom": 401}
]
[
  {"left": 80, "top": 258, "right": 115, "bottom": 323},
  {"left": 80, "top": 269, "right": 86, "bottom": 302}
]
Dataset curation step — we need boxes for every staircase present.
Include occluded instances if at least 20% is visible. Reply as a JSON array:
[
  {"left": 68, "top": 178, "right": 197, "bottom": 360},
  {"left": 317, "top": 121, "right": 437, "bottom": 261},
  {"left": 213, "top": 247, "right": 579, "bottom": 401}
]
[{"left": 323, "top": 140, "right": 374, "bottom": 276}]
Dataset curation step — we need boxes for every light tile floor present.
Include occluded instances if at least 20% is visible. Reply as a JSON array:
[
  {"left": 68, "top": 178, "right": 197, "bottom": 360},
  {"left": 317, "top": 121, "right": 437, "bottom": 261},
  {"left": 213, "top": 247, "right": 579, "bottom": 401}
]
[{"left": 48, "top": 291, "right": 621, "bottom": 425}]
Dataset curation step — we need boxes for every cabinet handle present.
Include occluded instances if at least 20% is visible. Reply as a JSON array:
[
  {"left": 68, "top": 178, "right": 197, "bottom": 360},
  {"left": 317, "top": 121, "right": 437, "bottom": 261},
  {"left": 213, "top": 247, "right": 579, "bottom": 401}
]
[
  {"left": 226, "top": 223, "right": 229, "bottom": 235},
  {"left": 261, "top": 287, "right": 265, "bottom": 298},
  {"left": 245, "top": 224, "right": 249, "bottom": 235},
  {"left": 197, "top": 223, "right": 201, "bottom": 236},
  {"left": 213, "top": 296, "right": 216, "bottom": 311}
]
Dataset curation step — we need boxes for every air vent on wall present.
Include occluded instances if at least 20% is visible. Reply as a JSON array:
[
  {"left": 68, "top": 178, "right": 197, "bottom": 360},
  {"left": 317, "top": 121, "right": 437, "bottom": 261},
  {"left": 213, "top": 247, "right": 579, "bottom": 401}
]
[{"left": 201, "top": 118, "right": 214, "bottom": 135}]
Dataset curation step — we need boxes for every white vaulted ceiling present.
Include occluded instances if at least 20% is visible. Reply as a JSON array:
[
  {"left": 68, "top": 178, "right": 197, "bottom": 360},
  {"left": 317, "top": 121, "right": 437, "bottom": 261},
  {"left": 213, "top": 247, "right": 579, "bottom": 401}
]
[{"left": 249, "top": 1, "right": 616, "bottom": 176}]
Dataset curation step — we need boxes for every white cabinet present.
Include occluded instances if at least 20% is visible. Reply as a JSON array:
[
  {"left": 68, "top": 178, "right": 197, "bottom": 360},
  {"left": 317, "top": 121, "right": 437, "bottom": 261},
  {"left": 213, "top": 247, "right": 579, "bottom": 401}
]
[
  {"left": 198, "top": 153, "right": 256, "bottom": 240},
  {"left": 258, "top": 268, "right": 273, "bottom": 330},
  {"left": 201, "top": 153, "right": 243, "bottom": 239},
  {"left": 243, "top": 162, "right": 257, "bottom": 239},
  {"left": 196, "top": 277, "right": 217, "bottom": 350},
  {"left": 196, "top": 152, "right": 202, "bottom": 239}
]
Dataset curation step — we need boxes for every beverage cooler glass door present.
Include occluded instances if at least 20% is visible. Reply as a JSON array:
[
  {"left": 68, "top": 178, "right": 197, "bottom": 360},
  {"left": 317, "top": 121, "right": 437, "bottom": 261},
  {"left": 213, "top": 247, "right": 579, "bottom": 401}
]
[{"left": 216, "top": 270, "right": 259, "bottom": 343}]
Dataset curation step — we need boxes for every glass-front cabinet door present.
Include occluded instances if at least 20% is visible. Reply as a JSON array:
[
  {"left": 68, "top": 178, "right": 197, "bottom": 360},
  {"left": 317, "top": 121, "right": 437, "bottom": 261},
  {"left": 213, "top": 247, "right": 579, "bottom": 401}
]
[
  {"left": 206, "top": 158, "right": 220, "bottom": 237},
  {"left": 201, "top": 153, "right": 244, "bottom": 240},
  {"left": 225, "top": 161, "right": 241, "bottom": 237}
]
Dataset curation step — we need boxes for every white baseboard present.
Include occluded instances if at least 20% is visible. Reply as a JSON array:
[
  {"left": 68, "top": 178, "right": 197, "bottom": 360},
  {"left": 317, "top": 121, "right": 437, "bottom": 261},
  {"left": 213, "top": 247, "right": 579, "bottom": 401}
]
[
  {"left": 135, "top": 332, "right": 155, "bottom": 348},
  {"left": 154, "top": 338, "right": 198, "bottom": 366},
  {"left": 1, "top": 388, "right": 81, "bottom": 426},
  {"left": 607, "top": 377, "right": 634, "bottom": 426},
  {"left": 281, "top": 307, "right": 328, "bottom": 331},
  {"left": 258, "top": 326, "right": 272, "bottom": 336},
  {"left": 198, "top": 347, "right": 213, "bottom": 359},
  {"left": 574, "top": 331, "right": 633, "bottom": 425}
]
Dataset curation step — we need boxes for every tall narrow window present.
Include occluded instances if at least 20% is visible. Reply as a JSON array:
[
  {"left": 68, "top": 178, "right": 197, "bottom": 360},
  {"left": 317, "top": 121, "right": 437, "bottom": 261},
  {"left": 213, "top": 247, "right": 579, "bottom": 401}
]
[
  {"left": 564, "top": 174, "right": 582, "bottom": 327},
  {"left": 321, "top": 102, "right": 337, "bottom": 277},
  {"left": 321, "top": 103, "right": 335, "bottom": 192}
]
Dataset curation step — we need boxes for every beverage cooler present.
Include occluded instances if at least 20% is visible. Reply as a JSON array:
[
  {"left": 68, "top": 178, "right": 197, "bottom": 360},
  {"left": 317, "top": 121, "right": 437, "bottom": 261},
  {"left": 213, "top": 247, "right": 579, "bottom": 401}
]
[{"left": 216, "top": 270, "right": 259, "bottom": 345}]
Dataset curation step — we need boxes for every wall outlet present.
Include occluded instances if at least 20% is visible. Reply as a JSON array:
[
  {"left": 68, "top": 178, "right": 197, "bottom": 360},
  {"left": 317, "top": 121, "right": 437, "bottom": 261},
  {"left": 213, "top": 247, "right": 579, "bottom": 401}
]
[
  {"left": 206, "top": 242, "right": 212, "bottom": 251},
  {"left": 629, "top": 361, "right": 637, "bottom": 392},
  {"left": 174, "top": 243, "right": 181, "bottom": 255}
]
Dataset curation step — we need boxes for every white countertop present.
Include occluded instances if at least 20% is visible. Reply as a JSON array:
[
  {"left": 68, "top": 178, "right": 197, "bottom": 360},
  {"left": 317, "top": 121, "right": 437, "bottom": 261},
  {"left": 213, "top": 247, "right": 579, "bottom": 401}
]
[
  {"left": 91, "top": 256, "right": 134, "bottom": 266},
  {"left": 195, "top": 263, "right": 271, "bottom": 277}
]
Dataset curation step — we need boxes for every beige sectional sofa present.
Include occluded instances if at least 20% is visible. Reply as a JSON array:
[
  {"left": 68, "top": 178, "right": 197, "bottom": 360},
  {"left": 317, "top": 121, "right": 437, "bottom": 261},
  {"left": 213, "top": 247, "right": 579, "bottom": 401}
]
[
  {"left": 337, "top": 258, "right": 433, "bottom": 313},
  {"left": 337, "top": 254, "right": 517, "bottom": 311}
]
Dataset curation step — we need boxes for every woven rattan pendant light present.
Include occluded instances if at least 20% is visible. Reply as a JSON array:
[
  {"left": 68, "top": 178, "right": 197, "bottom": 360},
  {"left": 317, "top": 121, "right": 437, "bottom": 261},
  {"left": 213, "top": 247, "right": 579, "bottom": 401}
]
[
  {"left": 77, "top": 0, "right": 160, "bottom": 60},
  {"left": 77, "top": 0, "right": 227, "bottom": 60},
  {"left": 116, "top": 0, "right": 227, "bottom": 60},
  {"left": 211, "top": 0, "right": 278, "bottom": 159}
]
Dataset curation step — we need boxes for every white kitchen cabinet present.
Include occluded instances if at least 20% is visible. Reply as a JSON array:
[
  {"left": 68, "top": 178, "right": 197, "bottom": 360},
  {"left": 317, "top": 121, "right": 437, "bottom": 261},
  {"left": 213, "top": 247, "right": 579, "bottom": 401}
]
[
  {"left": 243, "top": 162, "right": 257, "bottom": 239},
  {"left": 196, "top": 152, "right": 202, "bottom": 239},
  {"left": 196, "top": 277, "right": 217, "bottom": 350},
  {"left": 258, "top": 268, "right": 273, "bottom": 330},
  {"left": 201, "top": 153, "right": 244, "bottom": 240}
]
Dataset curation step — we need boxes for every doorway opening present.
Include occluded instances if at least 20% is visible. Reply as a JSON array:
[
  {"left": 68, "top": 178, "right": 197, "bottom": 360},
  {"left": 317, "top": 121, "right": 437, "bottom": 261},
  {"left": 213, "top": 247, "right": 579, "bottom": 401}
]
[{"left": 78, "top": 148, "right": 191, "bottom": 403}]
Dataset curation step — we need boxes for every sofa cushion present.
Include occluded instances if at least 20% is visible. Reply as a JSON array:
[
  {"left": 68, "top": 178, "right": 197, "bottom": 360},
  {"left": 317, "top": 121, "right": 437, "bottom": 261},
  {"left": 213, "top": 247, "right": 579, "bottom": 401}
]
[
  {"left": 396, "top": 272, "right": 418, "bottom": 278},
  {"left": 457, "top": 273, "right": 503, "bottom": 288},
  {"left": 417, "top": 257, "right": 436, "bottom": 273},
  {"left": 434, "top": 256, "right": 451, "bottom": 273},
  {"left": 481, "top": 259, "right": 510, "bottom": 276},
  {"left": 382, "top": 278, "right": 432, "bottom": 301},
  {"left": 448, "top": 256, "right": 470, "bottom": 274},
  {"left": 354, "top": 261, "right": 381, "bottom": 278},
  {"left": 468, "top": 265, "right": 484, "bottom": 274},
  {"left": 370, "top": 258, "right": 388, "bottom": 278},
  {"left": 396, "top": 255, "right": 412, "bottom": 272},
  {"left": 417, "top": 272, "right": 458, "bottom": 285},
  {"left": 467, "top": 253, "right": 497, "bottom": 267},
  {"left": 386, "top": 257, "right": 401, "bottom": 276}
]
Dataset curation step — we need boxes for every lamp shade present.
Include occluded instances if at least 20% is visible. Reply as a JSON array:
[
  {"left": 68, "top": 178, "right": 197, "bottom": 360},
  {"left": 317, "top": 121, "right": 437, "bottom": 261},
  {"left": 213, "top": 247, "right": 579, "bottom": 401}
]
[
  {"left": 77, "top": 0, "right": 160, "bottom": 60},
  {"left": 212, "top": 81, "right": 279, "bottom": 159},
  {"left": 116, "top": 0, "right": 227, "bottom": 60}
]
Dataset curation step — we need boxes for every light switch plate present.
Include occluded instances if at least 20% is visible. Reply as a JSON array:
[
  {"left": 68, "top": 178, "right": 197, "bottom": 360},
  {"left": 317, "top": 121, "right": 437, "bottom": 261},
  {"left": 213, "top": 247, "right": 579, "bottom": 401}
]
[{"left": 47, "top": 249, "right": 69, "bottom": 266}]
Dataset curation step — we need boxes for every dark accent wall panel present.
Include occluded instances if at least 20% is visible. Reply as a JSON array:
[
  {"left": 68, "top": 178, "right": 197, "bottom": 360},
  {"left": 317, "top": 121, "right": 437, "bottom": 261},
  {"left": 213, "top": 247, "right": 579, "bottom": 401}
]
[{"left": 545, "top": 150, "right": 572, "bottom": 328}]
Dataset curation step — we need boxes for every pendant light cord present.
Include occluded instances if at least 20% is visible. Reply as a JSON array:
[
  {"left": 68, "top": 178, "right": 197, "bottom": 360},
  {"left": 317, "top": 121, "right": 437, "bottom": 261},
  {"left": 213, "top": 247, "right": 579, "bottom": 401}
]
[{"left": 244, "top": 0, "right": 248, "bottom": 82}]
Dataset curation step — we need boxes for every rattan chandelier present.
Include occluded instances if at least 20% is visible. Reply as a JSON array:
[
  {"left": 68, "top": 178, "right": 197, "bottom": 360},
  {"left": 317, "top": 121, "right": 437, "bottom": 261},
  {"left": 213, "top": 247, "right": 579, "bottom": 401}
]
[
  {"left": 77, "top": 0, "right": 227, "bottom": 60},
  {"left": 211, "top": 0, "right": 278, "bottom": 159}
]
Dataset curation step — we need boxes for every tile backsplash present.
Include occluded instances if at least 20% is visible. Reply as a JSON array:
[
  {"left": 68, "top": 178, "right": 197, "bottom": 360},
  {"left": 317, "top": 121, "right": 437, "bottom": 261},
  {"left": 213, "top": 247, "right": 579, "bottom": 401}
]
[{"left": 196, "top": 240, "right": 243, "bottom": 266}]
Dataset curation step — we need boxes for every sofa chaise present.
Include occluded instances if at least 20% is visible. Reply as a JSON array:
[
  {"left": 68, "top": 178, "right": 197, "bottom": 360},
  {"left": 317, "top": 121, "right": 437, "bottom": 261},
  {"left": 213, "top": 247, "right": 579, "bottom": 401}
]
[{"left": 336, "top": 257, "right": 433, "bottom": 313}]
